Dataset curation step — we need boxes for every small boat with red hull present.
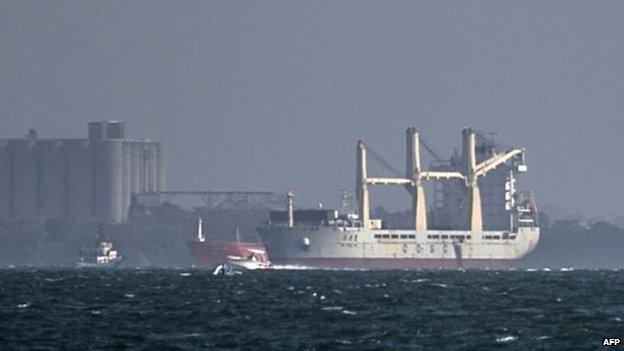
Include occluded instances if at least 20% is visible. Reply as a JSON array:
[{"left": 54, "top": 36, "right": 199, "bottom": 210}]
[{"left": 187, "top": 218, "right": 270, "bottom": 269}]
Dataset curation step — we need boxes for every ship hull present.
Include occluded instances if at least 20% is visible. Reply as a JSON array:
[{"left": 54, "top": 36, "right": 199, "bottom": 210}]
[
  {"left": 187, "top": 241, "right": 267, "bottom": 269},
  {"left": 269, "top": 257, "right": 514, "bottom": 270},
  {"left": 259, "top": 226, "right": 539, "bottom": 270},
  {"left": 75, "top": 257, "right": 124, "bottom": 269}
]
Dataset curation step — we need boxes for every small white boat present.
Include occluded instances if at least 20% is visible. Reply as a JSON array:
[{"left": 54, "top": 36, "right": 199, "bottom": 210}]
[
  {"left": 76, "top": 241, "right": 124, "bottom": 268},
  {"left": 226, "top": 249, "right": 271, "bottom": 270},
  {"left": 212, "top": 264, "right": 242, "bottom": 276}
]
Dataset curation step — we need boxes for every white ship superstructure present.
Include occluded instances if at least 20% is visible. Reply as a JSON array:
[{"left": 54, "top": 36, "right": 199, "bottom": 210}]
[
  {"left": 76, "top": 241, "right": 124, "bottom": 268},
  {"left": 430, "top": 131, "right": 532, "bottom": 231},
  {"left": 258, "top": 128, "right": 539, "bottom": 269}
]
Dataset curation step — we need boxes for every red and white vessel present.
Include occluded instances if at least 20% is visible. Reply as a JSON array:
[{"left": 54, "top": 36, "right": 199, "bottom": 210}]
[{"left": 187, "top": 218, "right": 270, "bottom": 269}]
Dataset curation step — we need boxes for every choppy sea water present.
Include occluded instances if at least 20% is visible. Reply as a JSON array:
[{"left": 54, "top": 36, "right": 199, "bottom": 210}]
[{"left": 1, "top": 269, "right": 623, "bottom": 350}]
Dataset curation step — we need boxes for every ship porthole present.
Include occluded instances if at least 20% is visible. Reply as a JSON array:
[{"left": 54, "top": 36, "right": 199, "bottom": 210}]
[
  {"left": 416, "top": 244, "right": 422, "bottom": 253},
  {"left": 402, "top": 243, "right": 408, "bottom": 254}
]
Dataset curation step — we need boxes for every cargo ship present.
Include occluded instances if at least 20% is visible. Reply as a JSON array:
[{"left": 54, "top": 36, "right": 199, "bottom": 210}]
[
  {"left": 258, "top": 128, "right": 540, "bottom": 269},
  {"left": 187, "top": 218, "right": 268, "bottom": 269}
]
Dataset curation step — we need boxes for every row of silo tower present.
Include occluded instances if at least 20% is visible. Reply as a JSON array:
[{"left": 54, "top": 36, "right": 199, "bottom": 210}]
[{"left": 0, "top": 122, "right": 164, "bottom": 223}]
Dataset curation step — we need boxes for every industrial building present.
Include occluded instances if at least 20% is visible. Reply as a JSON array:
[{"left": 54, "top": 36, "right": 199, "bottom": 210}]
[{"left": 0, "top": 121, "right": 164, "bottom": 223}]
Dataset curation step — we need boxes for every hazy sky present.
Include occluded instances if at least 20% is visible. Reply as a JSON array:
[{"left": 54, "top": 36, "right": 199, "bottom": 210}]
[{"left": 1, "top": 1, "right": 623, "bottom": 218}]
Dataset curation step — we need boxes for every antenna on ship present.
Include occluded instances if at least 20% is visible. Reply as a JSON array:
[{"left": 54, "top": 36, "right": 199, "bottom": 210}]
[
  {"left": 235, "top": 225, "right": 241, "bottom": 243},
  {"left": 197, "top": 217, "right": 205, "bottom": 242}
]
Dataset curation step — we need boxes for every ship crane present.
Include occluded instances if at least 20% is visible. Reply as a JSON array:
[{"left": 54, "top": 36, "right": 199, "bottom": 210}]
[
  {"left": 356, "top": 128, "right": 463, "bottom": 230},
  {"left": 462, "top": 128, "right": 523, "bottom": 232}
]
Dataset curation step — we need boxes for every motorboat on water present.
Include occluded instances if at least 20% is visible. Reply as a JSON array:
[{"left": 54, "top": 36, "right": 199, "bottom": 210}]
[
  {"left": 226, "top": 249, "right": 271, "bottom": 270},
  {"left": 212, "top": 264, "right": 242, "bottom": 276},
  {"left": 76, "top": 241, "right": 124, "bottom": 268},
  {"left": 187, "top": 218, "right": 270, "bottom": 269}
]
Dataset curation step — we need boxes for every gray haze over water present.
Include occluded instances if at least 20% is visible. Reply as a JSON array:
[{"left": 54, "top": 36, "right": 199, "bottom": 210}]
[{"left": 2, "top": 1, "right": 623, "bottom": 218}]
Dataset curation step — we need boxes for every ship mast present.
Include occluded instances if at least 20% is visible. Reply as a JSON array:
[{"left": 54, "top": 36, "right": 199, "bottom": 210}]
[
  {"left": 286, "top": 191, "right": 294, "bottom": 228},
  {"left": 356, "top": 141, "right": 370, "bottom": 229},
  {"left": 356, "top": 128, "right": 463, "bottom": 231},
  {"left": 356, "top": 128, "right": 524, "bottom": 232},
  {"left": 406, "top": 127, "right": 426, "bottom": 231},
  {"left": 197, "top": 217, "right": 205, "bottom": 242},
  {"left": 235, "top": 225, "right": 241, "bottom": 243}
]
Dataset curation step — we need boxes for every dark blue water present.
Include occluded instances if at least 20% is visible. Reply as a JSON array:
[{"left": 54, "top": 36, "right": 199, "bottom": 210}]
[{"left": 1, "top": 269, "right": 623, "bottom": 350}]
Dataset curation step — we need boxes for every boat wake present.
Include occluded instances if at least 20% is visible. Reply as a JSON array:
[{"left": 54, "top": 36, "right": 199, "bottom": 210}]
[
  {"left": 270, "top": 265, "right": 372, "bottom": 271},
  {"left": 270, "top": 264, "right": 314, "bottom": 270}
]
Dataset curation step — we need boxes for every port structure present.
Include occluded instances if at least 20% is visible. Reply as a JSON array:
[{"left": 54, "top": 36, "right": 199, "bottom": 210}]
[
  {"left": 357, "top": 128, "right": 524, "bottom": 233},
  {"left": 136, "top": 191, "right": 282, "bottom": 211}
]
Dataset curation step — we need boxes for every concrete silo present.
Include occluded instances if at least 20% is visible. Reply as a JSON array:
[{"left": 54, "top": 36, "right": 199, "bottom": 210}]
[
  {"left": 0, "top": 122, "right": 165, "bottom": 224},
  {"left": 10, "top": 139, "right": 38, "bottom": 219},
  {"left": 65, "top": 139, "right": 94, "bottom": 221},
  {"left": 91, "top": 139, "right": 126, "bottom": 223},
  {"left": 38, "top": 140, "right": 66, "bottom": 218},
  {"left": 156, "top": 142, "right": 165, "bottom": 191},
  {"left": 129, "top": 142, "right": 142, "bottom": 193}
]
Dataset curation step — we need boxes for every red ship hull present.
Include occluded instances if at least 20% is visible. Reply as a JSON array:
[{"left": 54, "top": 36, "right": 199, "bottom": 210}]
[
  {"left": 269, "top": 257, "right": 515, "bottom": 270},
  {"left": 187, "top": 241, "right": 267, "bottom": 269}
]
